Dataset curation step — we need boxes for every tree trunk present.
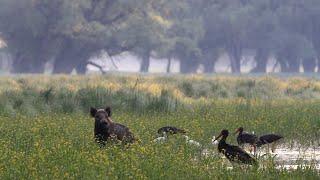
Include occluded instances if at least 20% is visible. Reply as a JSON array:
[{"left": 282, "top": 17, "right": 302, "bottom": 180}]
[
  {"left": 277, "top": 53, "right": 300, "bottom": 73},
  {"left": 53, "top": 51, "right": 91, "bottom": 74},
  {"left": 166, "top": 57, "right": 172, "bottom": 73},
  {"left": 75, "top": 49, "right": 93, "bottom": 74},
  {"left": 180, "top": 57, "right": 199, "bottom": 74},
  {"left": 227, "top": 45, "right": 242, "bottom": 73},
  {"left": 140, "top": 51, "right": 150, "bottom": 73},
  {"left": 11, "top": 53, "right": 45, "bottom": 73},
  {"left": 318, "top": 57, "right": 320, "bottom": 73},
  {"left": 203, "top": 51, "right": 216, "bottom": 73},
  {"left": 229, "top": 55, "right": 241, "bottom": 73},
  {"left": 287, "top": 58, "right": 300, "bottom": 73},
  {"left": 10, "top": 34, "right": 51, "bottom": 74},
  {"left": 251, "top": 49, "right": 268, "bottom": 73},
  {"left": 76, "top": 61, "right": 88, "bottom": 74},
  {"left": 0, "top": 54, "right": 3, "bottom": 69},
  {"left": 278, "top": 60, "right": 289, "bottom": 72},
  {"left": 302, "top": 57, "right": 316, "bottom": 73},
  {"left": 52, "top": 39, "right": 94, "bottom": 74},
  {"left": 203, "top": 61, "right": 215, "bottom": 73},
  {"left": 280, "top": 59, "right": 300, "bottom": 73},
  {"left": 180, "top": 60, "right": 190, "bottom": 74},
  {"left": 53, "top": 45, "right": 78, "bottom": 74}
]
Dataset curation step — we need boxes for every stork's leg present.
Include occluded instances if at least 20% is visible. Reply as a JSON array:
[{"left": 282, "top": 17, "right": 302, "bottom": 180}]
[
  {"left": 249, "top": 145, "right": 253, "bottom": 154},
  {"left": 271, "top": 142, "right": 277, "bottom": 153},
  {"left": 249, "top": 145, "right": 256, "bottom": 155},
  {"left": 253, "top": 145, "right": 257, "bottom": 156}
]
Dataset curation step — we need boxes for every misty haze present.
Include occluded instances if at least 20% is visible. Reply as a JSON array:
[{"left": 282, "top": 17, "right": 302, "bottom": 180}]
[
  {"left": 0, "top": 0, "right": 320, "bottom": 74},
  {"left": 0, "top": 1, "right": 319, "bottom": 179}
]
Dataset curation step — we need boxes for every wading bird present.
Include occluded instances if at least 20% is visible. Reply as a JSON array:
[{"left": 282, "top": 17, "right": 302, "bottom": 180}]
[
  {"left": 157, "top": 126, "right": 186, "bottom": 136},
  {"left": 153, "top": 127, "right": 200, "bottom": 147},
  {"left": 235, "top": 127, "right": 258, "bottom": 154},
  {"left": 256, "top": 134, "right": 283, "bottom": 153},
  {"left": 213, "top": 129, "right": 257, "bottom": 165}
]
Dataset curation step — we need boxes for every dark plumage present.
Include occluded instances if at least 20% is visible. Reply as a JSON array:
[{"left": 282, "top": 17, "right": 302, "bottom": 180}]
[
  {"left": 235, "top": 127, "right": 258, "bottom": 146},
  {"left": 235, "top": 127, "right": 258, "bottom": 154},
  {"left": 256, "top": 134, "right": 283, "bottom": 147},
  {"left": 214, "top": 129, "right": 257, "bottom": 165},
  {"left": 90, "top": 107, "right": 135, "bottom": 145},
  {"left": 157, "top": 126, "right": 186, "bottom": 135}
]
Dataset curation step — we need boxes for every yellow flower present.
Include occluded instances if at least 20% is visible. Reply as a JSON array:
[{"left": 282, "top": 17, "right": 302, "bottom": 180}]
[{"left": 105, "top": 82, "right": 121, "bottom": 91}]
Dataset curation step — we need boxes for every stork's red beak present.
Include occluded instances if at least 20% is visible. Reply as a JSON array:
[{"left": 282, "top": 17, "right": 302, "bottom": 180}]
[
  {"left": 213, "top": 133, "right": 222, "bottom": 142},
  {"left": 234, "top": 128, "right": 240, "bottom": 135}
]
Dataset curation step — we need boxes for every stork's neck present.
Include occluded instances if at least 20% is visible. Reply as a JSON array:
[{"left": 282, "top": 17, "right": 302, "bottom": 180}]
[
  {"left": 218, "top": 136, "right": 227, "bottom": 146},
  {"left": 218, "top": 137, "right": 227, "bottom": 152}
]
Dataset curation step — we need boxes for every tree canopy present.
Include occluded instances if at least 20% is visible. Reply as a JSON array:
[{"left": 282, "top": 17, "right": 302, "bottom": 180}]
[{"left": 0, "top": 0, "right": 320, "bottom": 74}]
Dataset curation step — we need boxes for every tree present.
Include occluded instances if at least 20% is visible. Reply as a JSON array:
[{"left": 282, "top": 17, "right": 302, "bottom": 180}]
[
  {"left": 247, "top": 1, "right": 277, "bottom": 73},
  {"left": 296, "top": 0, "right": 320, "bottom": 73},
  {"left": 199, "top": 4, "right": 223, "bottom": 73},
  {"left": 272, "top": 1, "right": 316, "bottom": 72},
  {"left": 121, "top": 8, "right": 168, "bottom": 72},
  {"left": 0, "top": 0, "right": 54, "bottom": 73},
  {"left": 0, "top": 0, "right": 153, "bottom": 74},
  {"left": 1, "top": 0, "right": 320, "bottom": 74},
  {"left": 51, "top": 0, "right": 145, "bottom": 74},
  {"left": 214, "top": 1, "right": 252, "bottom": 73}
]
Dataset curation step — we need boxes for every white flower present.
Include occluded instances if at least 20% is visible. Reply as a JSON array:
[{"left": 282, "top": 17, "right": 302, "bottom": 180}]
[
  {"left": 153, "top": 136, "right": 167, "bottom": 143},
  {"left": 183, "top": 135, "right": 201, "bottom": 147}
]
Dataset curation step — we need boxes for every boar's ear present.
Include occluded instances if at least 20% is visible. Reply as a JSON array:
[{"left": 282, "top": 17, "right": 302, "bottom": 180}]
[
  {"left": 90, "top": 107, "right": 97, "bottom": 117},
  {"left": 105, "top": 106, "right": 112, "bottom": 117}
]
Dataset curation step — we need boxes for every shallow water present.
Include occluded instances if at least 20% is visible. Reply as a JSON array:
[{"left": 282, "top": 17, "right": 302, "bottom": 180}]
[
  {"left": 202, "top": 145, "right": 320, "bottom": 170},
  {"left": 270, "top": 147, "right": 320, "bottom": 170}
]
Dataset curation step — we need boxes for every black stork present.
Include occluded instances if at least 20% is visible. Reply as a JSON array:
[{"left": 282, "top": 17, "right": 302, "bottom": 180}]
[
  {"left": 235, "top": 127, "right": 258, "bottom": 154},
  {"left": 213, "top": 129, "right": 258, "bottom": 166},
  {"left": 157, "top": 126, "right": 186, "bottom": 136},
  {"left": 256, "top": 134, "right": 283, "bottom": 153}
]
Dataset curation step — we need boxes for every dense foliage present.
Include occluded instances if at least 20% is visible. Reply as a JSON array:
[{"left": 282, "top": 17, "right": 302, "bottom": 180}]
[{"left": 1, "top": 0, "right": 320, "bottom": 73}]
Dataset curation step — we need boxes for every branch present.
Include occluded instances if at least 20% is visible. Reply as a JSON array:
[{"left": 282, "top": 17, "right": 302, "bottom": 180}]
[
  {"left": 104, "top": 12, "right": 128, "bottom": 25},
  {"left": 107, "top": 54, "right": 119, "bottom": 70},
  {"left": 106, "top": 43, "right": 134, "bottom": 56},
  {"left": 272, "top": 61, "right": 279, "bottom": 72},
  {"left": 87, "top": 61, "right": 107, "bottom": 74}
]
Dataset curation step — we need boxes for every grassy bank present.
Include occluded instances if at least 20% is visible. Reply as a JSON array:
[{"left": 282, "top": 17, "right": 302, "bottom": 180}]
[{"left": 1, "top": 74, "right": 320, "bottom": 115}]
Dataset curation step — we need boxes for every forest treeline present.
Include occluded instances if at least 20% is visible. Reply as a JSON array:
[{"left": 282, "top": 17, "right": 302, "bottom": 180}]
[{"left": 0, "top": 0, "right": 320, "bottom": 74}]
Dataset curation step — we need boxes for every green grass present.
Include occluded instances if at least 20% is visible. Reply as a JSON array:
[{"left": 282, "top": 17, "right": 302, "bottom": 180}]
[
  {"left": 0, "top": 75, "right": 319, "bottom": 179},
  {"left": 1, "top": 74, "right": 320, "bottom": 116},
  {"left": 0, "top": 107, "right": 319, "bottom": 179}
]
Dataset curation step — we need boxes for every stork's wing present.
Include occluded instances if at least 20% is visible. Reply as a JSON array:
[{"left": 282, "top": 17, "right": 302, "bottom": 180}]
[
  {"left": 243, "top": 133, "right": 258, "bottom": 142},
  {"left": 226, "top": 145, "right": 257, "bottom": 165},
  {"left": 259, "top": 134, "right": 283, "bottom": 143}
]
